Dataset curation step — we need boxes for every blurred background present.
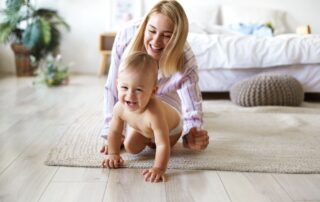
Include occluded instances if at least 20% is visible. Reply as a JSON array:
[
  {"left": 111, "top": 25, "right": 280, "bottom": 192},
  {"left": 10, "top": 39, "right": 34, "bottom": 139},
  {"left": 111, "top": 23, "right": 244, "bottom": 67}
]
[{"left": 0, "top": 0, "right": 319, "bottom": 75}]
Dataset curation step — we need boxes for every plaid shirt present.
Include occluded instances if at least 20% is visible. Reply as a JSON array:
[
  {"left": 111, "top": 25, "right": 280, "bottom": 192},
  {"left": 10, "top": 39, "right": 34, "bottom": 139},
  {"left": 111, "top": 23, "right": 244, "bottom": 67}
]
[{"left": 101, "top": 20, "right": 203, "bottom": 138}]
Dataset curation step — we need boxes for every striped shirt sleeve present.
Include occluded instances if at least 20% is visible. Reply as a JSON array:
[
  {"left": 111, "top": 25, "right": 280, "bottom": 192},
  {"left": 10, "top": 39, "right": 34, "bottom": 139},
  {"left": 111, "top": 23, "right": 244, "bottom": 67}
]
[
  {"left": 177, "top": 44, "right": 204, "bottom": 135},
  {"left": 156, "top": 43, "right": 204, "bottom": 135}
]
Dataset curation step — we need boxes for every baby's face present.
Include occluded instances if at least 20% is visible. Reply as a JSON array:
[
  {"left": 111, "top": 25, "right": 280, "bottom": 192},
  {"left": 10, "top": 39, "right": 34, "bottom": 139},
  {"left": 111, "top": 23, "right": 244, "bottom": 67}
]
[{"left": 117, "top": 69, "right": 156, "bottom": 112}]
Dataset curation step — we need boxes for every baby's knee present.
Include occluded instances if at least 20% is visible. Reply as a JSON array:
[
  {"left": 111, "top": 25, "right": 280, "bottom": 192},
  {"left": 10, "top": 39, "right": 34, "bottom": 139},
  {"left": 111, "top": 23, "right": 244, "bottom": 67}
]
[{"left": 123, "top": 141, "right": 142, "bottom": 154}]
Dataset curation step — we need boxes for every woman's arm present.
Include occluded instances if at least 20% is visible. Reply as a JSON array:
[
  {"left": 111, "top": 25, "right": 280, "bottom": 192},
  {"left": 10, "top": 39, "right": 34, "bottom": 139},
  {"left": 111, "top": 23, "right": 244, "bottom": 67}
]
[
  {"left": 177, "top": 44, "right": 203, "bottom": 134},
  {"left": 177, "top": 45, "right": 209, "bottom": 150}
]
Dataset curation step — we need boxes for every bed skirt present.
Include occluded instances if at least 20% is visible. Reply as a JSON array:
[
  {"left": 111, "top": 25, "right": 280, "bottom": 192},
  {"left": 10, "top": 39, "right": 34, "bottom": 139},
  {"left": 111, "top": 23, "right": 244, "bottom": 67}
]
[{"left": 198, "top": 64, "right": 320, "bottom": 93}]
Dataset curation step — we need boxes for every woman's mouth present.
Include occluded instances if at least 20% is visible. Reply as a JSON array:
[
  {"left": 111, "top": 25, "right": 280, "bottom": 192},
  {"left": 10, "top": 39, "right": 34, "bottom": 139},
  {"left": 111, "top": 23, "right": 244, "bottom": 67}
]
[{"left": 150, "top": 44, "right": 163, "bottom": 53}]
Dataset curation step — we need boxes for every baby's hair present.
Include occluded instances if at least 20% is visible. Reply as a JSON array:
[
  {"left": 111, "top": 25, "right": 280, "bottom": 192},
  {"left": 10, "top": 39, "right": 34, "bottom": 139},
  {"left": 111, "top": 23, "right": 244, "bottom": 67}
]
[{"left": 119, "top": 51, "right": 159, "bottom": 85}]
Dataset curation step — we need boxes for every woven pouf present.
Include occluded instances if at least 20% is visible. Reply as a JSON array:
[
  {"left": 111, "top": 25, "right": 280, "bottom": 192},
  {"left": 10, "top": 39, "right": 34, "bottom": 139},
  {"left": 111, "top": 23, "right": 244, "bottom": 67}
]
[{"left": 230, "top": 73, "right": 304, "bottom": 107}]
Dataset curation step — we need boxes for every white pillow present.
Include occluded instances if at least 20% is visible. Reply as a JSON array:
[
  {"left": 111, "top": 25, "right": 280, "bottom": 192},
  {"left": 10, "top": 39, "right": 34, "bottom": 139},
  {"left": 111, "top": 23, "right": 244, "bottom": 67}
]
[
  {"left": 221, "top": 5, "right": 287, "bottom": 34},
  {"left": 205, "top": 25, "right": 243, "bottom": 35},
  {"left": 178, "top": 1, "right": 220, "bottom": 33}
]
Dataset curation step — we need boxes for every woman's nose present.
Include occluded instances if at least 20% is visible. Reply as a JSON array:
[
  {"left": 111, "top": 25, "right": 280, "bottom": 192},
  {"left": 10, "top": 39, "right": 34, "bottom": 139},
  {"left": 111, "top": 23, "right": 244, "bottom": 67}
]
[{"left": 153, "top": 34, "right": 162, "bottom": 45}]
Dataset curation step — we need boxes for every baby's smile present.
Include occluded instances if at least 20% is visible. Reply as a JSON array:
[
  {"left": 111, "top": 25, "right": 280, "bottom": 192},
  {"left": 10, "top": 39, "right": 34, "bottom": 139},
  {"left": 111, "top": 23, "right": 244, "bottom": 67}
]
[{"left": 125, "top": 100, "right": 138, "bottom": 109}]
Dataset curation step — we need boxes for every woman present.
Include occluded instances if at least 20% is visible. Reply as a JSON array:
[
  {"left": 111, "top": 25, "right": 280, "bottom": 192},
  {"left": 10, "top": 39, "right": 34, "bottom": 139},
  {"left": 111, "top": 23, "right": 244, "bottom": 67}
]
[{"left": 101, "top": 0, "right": 209, "bottom": 154}]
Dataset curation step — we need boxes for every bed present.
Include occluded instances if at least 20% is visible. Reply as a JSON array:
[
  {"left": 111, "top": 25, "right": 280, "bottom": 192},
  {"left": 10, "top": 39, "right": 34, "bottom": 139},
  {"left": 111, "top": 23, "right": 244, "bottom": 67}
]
[
  {"left": 187, "top": 33, "right": 320, "bottom": 93},
  {"left": 180, "top": 2, "right": 320, "bottom": 93}
]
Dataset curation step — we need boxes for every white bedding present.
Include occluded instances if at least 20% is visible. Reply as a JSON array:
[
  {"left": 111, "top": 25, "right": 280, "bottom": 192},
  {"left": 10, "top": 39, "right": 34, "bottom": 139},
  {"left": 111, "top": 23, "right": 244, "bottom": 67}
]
[{"left": 187, "top": 33, "right": 320, "bottom": 69}]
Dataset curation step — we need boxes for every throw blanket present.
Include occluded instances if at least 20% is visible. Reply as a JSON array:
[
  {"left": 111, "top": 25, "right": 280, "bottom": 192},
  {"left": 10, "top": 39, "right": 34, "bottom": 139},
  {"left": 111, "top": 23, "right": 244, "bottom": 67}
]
[{"left": 187, "top": 33, "right": 320, "bottom": 69}]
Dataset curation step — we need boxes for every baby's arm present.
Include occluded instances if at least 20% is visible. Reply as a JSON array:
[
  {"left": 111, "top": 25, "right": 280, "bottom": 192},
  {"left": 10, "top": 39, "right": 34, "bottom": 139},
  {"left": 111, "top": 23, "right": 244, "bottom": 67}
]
[
  {"left": 102, "top": 103, "right": 125, "bottom": 168},
  {"left": 142, "top": 112, "right": 170, "bottom": 182}
]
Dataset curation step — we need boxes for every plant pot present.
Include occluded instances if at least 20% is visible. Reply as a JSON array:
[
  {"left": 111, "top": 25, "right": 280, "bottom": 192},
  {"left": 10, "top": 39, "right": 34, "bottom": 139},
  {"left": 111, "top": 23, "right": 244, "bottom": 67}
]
[{"left": 11, "top": 43, "right": 35, "bottom": 77}]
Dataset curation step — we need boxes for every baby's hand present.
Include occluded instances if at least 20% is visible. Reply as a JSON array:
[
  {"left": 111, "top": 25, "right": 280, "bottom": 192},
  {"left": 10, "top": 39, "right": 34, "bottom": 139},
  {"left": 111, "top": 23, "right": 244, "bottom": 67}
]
[
  {"left": 102, "top": 154, "right": 124, "bottom": 168},
  {"left": 142, "top": 167, "right": 166, "bottom": 183}
]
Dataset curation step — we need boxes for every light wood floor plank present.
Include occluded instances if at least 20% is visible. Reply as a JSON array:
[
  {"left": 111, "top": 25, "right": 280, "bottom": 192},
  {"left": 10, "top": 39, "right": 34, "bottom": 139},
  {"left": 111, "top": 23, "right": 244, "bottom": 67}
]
[
  {"left": 244, "top": 173, "right": 293, "bottom": 202},
  {"left": 52, "top": 167, "right": 109, "bottom": 182},
  {"left": 0, "top": 76, "right": 103, "bottom": 173},
  {"left": 39, "top": 182, "right": 106, "bottom": 202},
  {"left": 0, "top": 125, "right": 65, "bottom": 202},
  {"left": 103, "top": 168, "right": 166, "bottom": 202},
  {"left": 273, "top": 174, "right": 320, "bottom": 201},
  {"left": 219, "top": 171, "right": 293, "bottom": 202},
  {"left": 0, "top": 75, "right": 106, "bottom": 201},
  {"left": 165, "top": 170, "right": 230, "bottom": 202}
]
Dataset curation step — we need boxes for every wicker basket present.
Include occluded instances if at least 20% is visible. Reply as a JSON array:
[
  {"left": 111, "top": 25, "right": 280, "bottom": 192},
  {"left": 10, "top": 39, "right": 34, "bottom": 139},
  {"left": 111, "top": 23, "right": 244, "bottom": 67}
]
[{"left": 11, "top": 43, "right": 35, "bottom": 77}]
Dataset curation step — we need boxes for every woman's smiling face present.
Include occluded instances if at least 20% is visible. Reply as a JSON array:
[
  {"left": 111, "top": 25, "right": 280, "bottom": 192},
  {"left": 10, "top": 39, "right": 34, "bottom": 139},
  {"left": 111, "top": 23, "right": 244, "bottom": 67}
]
[{"left": 144, "top": 13, "right": 174, "bottom": 61}]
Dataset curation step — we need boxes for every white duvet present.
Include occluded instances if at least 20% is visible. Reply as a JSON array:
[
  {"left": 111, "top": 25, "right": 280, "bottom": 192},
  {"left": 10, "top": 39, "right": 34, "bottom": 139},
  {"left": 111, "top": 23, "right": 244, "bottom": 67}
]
[{"left": 187, "top": 33, "right": 320, "bottom": 69}]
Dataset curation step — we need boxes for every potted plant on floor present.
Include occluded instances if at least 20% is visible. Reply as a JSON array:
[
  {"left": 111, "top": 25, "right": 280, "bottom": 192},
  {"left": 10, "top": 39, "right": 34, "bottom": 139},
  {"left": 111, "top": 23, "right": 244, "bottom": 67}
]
[
  {"left": 33, "top": 54, "right": 70, "bottom": 87},
  {"left": 0, "top": 0, "right": 70, "bottom": 76}
]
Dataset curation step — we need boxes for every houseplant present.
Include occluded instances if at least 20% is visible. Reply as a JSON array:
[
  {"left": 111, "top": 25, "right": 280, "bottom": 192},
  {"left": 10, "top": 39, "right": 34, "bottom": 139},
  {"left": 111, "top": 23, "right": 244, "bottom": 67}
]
[
  {"left": 33, "top": 54, "right": 70, "bottom": 87},
  {"left": 0, "top": 0, "right": 70, "bottom": 76}
]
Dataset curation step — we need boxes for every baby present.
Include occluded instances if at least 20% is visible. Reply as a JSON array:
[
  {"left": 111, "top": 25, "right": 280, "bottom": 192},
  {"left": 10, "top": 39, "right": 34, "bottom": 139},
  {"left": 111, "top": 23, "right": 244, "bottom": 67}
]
[{"left": 102, "top": 51, "right": 182, "bottom": 183}]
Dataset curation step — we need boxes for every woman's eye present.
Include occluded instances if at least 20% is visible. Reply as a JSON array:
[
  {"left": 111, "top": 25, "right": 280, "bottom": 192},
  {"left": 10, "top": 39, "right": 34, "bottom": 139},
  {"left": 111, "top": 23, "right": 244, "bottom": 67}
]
[
  {"left": 148, "top": 29, "right": 156, "bottom": 34},
  {"left": 164, "top": 34, "right": 172, "bottom": 38}
]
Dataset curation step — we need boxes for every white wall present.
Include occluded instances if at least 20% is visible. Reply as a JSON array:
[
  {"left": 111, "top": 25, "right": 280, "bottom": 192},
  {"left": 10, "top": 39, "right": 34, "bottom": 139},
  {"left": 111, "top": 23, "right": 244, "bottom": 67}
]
[
  {"left": 0, "top": 0, "right": 111, "bottom": 74},
  {"left": 1, "top": 0, "right": 319, "bottom": 74}
]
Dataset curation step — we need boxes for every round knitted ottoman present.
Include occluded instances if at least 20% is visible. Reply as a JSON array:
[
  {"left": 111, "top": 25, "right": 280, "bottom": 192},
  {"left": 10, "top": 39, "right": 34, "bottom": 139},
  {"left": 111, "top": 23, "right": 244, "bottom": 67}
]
[{"left": 230, "top": 73, "right": 304, "bottom": 107}]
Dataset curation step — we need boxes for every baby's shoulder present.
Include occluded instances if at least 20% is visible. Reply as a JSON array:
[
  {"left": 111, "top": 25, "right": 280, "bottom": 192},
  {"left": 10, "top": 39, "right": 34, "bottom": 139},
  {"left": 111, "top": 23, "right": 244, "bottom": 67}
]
[
  {"left": 145, "top": 98, "right": 165, "bottom": 117},
  {"left": 147, "top": 97, "right": 163, "bottom": 110},
  {"left": 113, "top": 101, "right": 124, "bottom": 114}
]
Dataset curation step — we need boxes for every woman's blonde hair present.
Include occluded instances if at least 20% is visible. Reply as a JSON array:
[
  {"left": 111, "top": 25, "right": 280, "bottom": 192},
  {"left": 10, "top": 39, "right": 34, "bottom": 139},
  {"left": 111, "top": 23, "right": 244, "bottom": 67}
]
[{"left": 125, "top": 0, "right": 189, "bottom": 77}]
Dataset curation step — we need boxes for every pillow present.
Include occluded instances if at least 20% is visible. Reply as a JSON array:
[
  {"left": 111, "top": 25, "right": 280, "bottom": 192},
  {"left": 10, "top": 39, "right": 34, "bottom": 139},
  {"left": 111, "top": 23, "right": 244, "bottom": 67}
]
[
  {"left": 205, "top": 25, "right": 242, "bottom": 35},
  {"left": 221, "top": 5, "right": 287, "bottom": 35},
  {"left": 178, "top": 1, "right": 220, "bottom": 33}
]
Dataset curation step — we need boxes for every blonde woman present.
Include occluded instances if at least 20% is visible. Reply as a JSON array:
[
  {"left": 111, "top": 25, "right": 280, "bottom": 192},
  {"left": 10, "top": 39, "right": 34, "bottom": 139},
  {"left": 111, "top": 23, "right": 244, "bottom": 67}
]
[{"left": 101, "top": 0, "right": 209, "bottom": 155}]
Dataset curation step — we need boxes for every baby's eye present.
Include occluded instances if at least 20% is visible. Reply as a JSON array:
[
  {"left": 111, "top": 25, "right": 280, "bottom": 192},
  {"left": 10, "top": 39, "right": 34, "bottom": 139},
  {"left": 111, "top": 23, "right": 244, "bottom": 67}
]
[
  {"left": 121, "top": 86, "right": 128, "bottom": 90},
  {"left": 136, "top": 88, "right": 143, "bottom": 92}
]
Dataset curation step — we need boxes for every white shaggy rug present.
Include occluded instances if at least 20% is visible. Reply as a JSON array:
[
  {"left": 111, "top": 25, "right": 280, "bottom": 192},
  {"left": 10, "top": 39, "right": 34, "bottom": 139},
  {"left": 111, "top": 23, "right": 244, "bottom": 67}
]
[{"left": 45, "top": 100, "right": 320, "bottom": 173}]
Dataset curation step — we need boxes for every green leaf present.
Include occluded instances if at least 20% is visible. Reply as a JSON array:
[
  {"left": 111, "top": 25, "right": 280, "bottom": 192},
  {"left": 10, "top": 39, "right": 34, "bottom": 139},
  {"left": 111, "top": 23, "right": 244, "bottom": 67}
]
[
  {"left": 22, "top": 18, "right": 51, "bottom": 49},
  {"left": 39, "top": 18, "right": 51, "bottom": 45},
  {"left": 0, "top": 22, "right": 13, "bottom": 43},
  {"left": 5, "top": 0, "right": 24, "bottom": 12}
]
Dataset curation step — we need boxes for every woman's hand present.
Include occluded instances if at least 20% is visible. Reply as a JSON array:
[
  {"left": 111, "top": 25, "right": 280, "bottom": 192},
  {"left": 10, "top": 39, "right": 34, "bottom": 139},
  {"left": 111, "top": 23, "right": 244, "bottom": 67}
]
[
  {"left": 183, "top": 127, "right": 209, "bottom": 151},
  {"left": 102, "top": 154, "right": 124, "bottom": 168},
  {"left": 142, "top": 168, "right": 166, "bottom": 183}
]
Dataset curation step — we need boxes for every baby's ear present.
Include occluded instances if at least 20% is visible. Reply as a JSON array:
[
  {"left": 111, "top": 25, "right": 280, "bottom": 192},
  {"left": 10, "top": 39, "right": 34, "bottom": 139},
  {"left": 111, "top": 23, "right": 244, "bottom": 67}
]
[{"left": 152, "top": 85, "right": 158, "bottom": 95}]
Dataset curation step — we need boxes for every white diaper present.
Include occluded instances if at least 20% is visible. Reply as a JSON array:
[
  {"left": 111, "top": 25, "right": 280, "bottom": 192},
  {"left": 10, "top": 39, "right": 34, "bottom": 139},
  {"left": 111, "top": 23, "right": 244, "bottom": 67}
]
[{"left": 169, "top": 118, "right": 183, "bottom": 136}]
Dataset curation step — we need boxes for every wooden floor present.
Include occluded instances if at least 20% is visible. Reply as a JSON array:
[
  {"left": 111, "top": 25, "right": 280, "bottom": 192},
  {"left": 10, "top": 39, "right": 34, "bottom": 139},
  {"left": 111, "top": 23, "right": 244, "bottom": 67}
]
[{"left": 1, "top": 75, "right": 320, "bottom": 202}]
